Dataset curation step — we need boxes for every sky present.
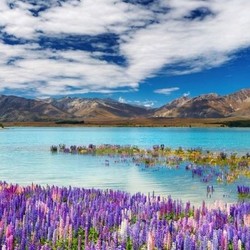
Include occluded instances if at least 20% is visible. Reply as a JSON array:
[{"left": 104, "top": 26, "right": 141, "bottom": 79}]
[{"left": 0, "top": 0, "right": 250, "bottom": 107}]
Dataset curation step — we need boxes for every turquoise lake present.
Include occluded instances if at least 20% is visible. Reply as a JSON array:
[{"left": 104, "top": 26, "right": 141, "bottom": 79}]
[{"left": 0, "top": 127, "right": 249, "bottom": 205}]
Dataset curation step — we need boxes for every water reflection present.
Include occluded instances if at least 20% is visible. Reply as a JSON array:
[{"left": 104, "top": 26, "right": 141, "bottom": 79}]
[{"left": 0, "top": 152, "right": 247, "bottom": 205}]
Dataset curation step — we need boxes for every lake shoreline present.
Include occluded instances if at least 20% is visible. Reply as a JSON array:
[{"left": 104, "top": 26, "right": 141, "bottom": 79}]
[{"left": 2, "top": 117, "right": 250, "bottom": 127}]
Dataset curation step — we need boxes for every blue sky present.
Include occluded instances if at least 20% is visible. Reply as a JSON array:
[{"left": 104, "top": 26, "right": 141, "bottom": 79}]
[{"left": 0, "top": 0, "right": 250, "bottom": 107}]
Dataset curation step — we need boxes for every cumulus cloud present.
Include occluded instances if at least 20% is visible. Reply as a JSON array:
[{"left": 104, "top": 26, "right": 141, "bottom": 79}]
[
  {"left": 135, "top": 100, "right": 156, "bottom": 108},
  {"left": 154, "top": 87, "right": 180, "bottom": 95},
  {"left": 118, "top": 96, "right": 156, "bottom": 108},
  {"left": 0, "top": 0, "right": 250, "bottom": 96}
]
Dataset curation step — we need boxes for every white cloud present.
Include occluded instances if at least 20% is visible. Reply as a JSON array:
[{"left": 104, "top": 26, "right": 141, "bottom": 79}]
[
  {"left": 40, "top": 0, "right": 153, "bottom": 36},
  {"left": 122, "top": 0, "right": 250, "bottom": 81},
  {"left": 183, "top": 91, "right": 190, "bottom": 97},
  {"left": 118, "top": 97, "right": 156, "bottom": 108},
  {"left": 136, "top": 100, "right": 155, "bottom": 108},
  {"left": 0, "top": 0, "right": 250, "bottom": 96},
  {"left": 118, "top": 96, "right": 126, "bottom": 103},
  {"left": 0, "top": 1, "right": 39, "bottom": 39},
  {"left": 154, "top": 87, "right": 180, "bottom": 95}
]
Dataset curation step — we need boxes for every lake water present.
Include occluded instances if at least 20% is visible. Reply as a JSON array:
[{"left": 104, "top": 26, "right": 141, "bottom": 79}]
[{"left": 0, "top": 127, "right": 249, "bottom": 205}]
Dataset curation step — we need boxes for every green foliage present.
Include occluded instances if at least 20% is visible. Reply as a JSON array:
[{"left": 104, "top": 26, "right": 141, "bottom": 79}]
[
  {"left": 228, "top": 242, "right": 233, "bottom": 250},
  {"left": 0, "top": 123, "right": 4, "bottom": 128},
  {"left": 228, "top": 215, "right": 234, "bottom": 223},
  {"left": 238, "top": 193, "right": 250, "bottom": 200},
  {"left": 164, "top": 212, "right": 185, "bottom": 221},
  {"left": 126, "top": 238, "right": 133, "bottom": 250},
  {"left": 188, "top": 209, "right": 194, "bottom": 217},
  {"left": 165, "top": 147, "right": 171, "bottom": 152},
  {"left": 88, "top": 227, "right": 99, "bottom": 243},
  {"left": 222, "top": 120, "right": 250, "bottom": 127},
  {"left": 219, "top": 152, "right": 227, "bottom": 160},
  {"left": 130, "top": 215, "right": 137, "bottom": 224}
]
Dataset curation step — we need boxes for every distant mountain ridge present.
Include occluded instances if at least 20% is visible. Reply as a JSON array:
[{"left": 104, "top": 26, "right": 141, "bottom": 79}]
[
  {"left": 0, "top": 95, "right": 70, "bottom": 122},
  {"left": 153, "top": 89, "right": 250, "bottom": 118},
  {"left": 46, "top": 97, "right": 149, "bottom": 119},
  {"left": 0, "top": 89, "right": 249, "bottom": 121},
  {"left": 0, "top": 95, "right": 149, "bottom": 121}
]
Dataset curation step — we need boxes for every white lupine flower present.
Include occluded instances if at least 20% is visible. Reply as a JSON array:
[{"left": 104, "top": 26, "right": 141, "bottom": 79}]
[
  {"left": 120, "top": 218, "right": 128, "bottom": 240},
  {"left": 207, "top": 240, "right": 212, "bottom": 250},
  {"left": 171, "top": 242, "right": 177, "bottom": 250},
  {"left": 238, "top": 239, "right": 242, "bottom": 250}
]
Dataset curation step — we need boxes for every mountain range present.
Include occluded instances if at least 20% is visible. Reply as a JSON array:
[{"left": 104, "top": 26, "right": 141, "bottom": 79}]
[
  {"left": 0, "top": 89, "right": 249, "bottom": 122},
  {"left": 153, "top": 88, "right": 250, "bottom": 118}
]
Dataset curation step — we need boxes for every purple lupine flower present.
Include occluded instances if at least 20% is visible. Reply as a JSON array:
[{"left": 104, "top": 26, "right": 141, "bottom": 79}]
[
  {"left": 183, "top": 234, "right": 191, "bottom": 250},
  {"left": 212, "top": 230, "right": 219, "bottom": 249},
  {"left": 0, "top": 182, "right": 249, "bottom": 249}
]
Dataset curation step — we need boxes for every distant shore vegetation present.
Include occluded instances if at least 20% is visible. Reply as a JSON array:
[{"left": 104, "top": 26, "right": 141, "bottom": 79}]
[
  {"left": 221, "top": 120, "right": 250, "bottom": 127},
  {"left": 55, "top": 120, "right": 85, "bottom": 125},
  {"left": 1, "top": 118, "right": 250, "bottom": 127}
]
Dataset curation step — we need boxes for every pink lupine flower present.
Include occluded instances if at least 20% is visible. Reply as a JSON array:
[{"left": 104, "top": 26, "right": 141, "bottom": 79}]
[
  {"left": 147, "top": 231, "right": 155, "bottom": 250},
  {"left": 6, "top": 235, "right": 14, "bottom": 250},
  {"left": 166, "top": 232, "right": 172, "bottom": 249},
  {"left": 244, "top": 214, "right": 250, "bottom": 227}
]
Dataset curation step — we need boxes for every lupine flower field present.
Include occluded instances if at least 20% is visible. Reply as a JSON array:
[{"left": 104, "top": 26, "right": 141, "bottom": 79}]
[{"left": 0, "top": 181, "right": 249, "bottom": 249}]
